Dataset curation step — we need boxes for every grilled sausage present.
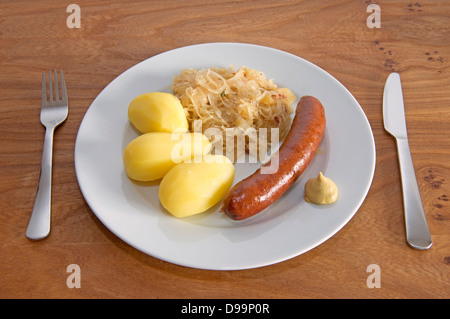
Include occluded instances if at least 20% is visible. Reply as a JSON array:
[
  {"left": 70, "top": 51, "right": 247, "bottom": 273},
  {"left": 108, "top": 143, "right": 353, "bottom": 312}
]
[{"left": 221, "top": 95, "right": 326, "bottom": 220}]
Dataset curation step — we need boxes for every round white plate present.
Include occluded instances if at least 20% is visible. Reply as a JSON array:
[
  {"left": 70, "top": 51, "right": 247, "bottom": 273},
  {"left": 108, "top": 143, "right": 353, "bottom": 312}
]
[{"left": 75, "top": 43, "right": 375, "bottom": 270}]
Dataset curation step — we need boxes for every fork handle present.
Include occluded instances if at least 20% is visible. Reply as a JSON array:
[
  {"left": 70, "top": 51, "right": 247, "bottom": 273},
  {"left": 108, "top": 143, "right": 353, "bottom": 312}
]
[
  {"left": 26, "top": 127, "right": 54, "bottom": 240},
  {"left": 396, "top": 138, "right": 432, "bottom": 249}
]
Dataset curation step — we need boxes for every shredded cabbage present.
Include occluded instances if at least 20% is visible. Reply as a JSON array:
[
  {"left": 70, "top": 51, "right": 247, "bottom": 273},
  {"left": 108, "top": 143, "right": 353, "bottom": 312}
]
[{"left": 171, "top": 66, "right": 296, "bottom": 161}]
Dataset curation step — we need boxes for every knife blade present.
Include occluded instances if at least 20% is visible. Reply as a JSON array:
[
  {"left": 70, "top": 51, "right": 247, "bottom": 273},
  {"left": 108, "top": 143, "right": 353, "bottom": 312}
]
[{"left": 383, "top": 72, "right": 432, "bottom": 250}]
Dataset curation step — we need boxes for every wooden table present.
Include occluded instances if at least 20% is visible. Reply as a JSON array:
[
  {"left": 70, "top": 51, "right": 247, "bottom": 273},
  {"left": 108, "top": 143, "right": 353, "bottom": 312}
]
[{"left": 1, "top": 0, "right": 449, "bottom": 299}]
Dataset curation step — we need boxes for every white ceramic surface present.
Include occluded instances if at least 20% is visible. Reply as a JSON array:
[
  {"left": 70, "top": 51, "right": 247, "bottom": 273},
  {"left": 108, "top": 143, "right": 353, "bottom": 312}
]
[{"left": 74, "top": 43, "right": 376, "bottom": 270}]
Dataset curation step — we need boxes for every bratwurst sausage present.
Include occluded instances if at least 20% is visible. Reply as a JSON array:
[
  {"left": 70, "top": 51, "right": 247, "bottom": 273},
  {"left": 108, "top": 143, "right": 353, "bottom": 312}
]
[{"left": 221, "top": 95, "right": 326, "bottom": 220}]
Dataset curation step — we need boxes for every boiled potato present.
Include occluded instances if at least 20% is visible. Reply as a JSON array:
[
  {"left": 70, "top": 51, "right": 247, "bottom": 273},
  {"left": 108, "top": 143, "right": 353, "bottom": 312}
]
[
  {"left": 128, "top": 92, "right": 188, "bottom": 133},
  {"left": 159, "top": 155, "right": 235, "bottom": 218},
  {"left": 123, "top": 132, "right": 211, "bottom": 181}
]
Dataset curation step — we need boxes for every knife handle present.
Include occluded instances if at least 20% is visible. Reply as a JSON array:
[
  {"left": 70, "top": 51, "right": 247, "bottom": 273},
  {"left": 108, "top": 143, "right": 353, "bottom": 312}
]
[{"left": 395, "top": 138, "right": 432, "bottom": 249}]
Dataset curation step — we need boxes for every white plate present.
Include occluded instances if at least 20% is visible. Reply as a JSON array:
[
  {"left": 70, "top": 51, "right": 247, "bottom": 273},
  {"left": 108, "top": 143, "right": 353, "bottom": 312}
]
[{"left": 75, "top": 43, "right": 375, "bottom": 270}]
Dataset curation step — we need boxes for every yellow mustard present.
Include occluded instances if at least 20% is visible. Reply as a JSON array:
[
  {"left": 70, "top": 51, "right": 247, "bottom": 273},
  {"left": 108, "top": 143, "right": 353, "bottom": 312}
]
[{"left": 304, "top": 172, "right": 338, "bottom": 205}]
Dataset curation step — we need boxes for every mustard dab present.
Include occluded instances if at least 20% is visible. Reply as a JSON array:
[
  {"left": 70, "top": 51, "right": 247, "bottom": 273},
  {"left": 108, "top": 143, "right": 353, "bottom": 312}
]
[{"left": 304, "top": 172, "right": 338, "bottom": 205}]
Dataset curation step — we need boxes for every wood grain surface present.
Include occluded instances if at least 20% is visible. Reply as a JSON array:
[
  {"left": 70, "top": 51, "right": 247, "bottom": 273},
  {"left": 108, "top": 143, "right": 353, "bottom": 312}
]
[{"left": 1, "top": 0, "right": 449, "bottom": 299}]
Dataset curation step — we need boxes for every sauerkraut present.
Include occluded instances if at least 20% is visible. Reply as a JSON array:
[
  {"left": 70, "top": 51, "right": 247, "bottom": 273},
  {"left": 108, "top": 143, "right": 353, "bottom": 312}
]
[{"left": 171, "top": 66, "right": 296, "bottom": 161}]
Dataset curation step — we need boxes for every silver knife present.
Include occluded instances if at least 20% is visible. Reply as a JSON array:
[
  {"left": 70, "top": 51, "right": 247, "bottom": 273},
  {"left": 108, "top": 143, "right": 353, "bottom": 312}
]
[{"left": 383, "top": 72, "right": 432, "bottom": 250}]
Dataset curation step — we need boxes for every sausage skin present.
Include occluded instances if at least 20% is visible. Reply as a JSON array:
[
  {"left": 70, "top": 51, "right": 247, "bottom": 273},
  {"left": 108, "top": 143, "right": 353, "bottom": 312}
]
[{"left": 221, "top": 95, "right": 326, "bottom": 220}]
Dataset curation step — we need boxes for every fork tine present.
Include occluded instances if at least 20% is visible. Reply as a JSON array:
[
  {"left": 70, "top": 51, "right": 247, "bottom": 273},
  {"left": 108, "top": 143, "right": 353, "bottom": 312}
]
[
  {"left": 60, "top": 70, "right": 67, "bottom": 102},
  {"left": 48, "top": 70, "right": 53, "bottom": 102},
  {"left": 54, "top": 69, "right": 60, "bottom": 101},
  {"left": 41, "top": 72, "right": 47, "bottom": 103}
]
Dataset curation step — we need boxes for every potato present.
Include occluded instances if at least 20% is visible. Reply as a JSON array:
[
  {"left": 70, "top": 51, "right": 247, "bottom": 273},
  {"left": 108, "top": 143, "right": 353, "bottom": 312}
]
[
  {"left": 123, "top": 132, "right": 211, "bottom": 181},
  {"left": 128, "top": 92, "right": 188, "bottom": 133},
  {"left": 159, "top": 155, "right": 235, "bottom": 218}
]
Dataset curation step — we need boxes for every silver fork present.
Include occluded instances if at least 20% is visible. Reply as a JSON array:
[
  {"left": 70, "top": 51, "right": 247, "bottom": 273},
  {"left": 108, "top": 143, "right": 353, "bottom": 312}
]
[{"left": 26, "top": 70, "right": 68, "bottom": 240}]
